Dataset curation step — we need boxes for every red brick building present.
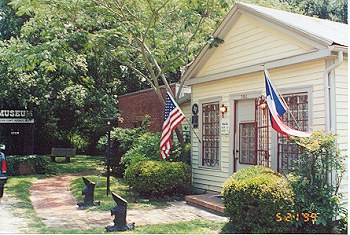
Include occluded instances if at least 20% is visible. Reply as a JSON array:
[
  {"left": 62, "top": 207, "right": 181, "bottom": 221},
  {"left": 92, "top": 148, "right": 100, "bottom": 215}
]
[{"left": 118, "top": 84, "right": 191, "bottom": 132}]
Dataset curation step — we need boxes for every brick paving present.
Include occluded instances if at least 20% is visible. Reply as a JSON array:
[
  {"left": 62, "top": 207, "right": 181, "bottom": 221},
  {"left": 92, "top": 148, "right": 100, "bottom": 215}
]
[{"left": 29, "top": 173, "right": 228, "bottom": 230}]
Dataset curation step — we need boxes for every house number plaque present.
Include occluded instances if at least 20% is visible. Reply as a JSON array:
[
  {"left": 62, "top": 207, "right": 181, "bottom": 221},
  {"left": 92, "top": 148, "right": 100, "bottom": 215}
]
[{"left": 221, "top": 118, "right": 230, "bottom": 134}]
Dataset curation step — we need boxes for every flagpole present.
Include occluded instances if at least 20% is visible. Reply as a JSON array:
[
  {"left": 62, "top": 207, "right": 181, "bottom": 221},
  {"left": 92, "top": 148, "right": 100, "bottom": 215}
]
[
  {"left": 262, "top": 66, "right": 300, "bottom": 129},
  {"left": 168, "top": 92, "right": 202, "bottom": 143},
  {"left": 183, "top": 116, "right": 201, "bottom": 143}
]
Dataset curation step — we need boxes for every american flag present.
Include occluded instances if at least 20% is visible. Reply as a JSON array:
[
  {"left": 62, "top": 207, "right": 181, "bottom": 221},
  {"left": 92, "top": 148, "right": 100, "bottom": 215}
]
[{"left": 160, "top": 92, "right": 185, "bottom": 160}]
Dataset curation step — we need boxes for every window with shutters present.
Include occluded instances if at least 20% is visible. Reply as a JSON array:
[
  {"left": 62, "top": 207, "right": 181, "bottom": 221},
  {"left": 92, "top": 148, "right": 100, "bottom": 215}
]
[{"left": 202, "top": 102, "right": 220, "bottom": 167}]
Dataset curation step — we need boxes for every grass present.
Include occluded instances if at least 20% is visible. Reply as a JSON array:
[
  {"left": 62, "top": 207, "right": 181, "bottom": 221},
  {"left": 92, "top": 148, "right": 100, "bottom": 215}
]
[
  {"left": 5, "top": 175, "right": 47, "bottom": 233},
  {"left": 46, "top": 155, "right": 105, "bottom": 174},
  {"left": 34, "top": 219, "right": 225, "bottom": 234},
  {"left": 126, "top": 219, "right": 225, "bottom": 234},
  {"left": 70, "top": 175, "right": 178, "bottom": 211},
  {"left": 4, "top": 155, "right": 226, "bottom": 234}
]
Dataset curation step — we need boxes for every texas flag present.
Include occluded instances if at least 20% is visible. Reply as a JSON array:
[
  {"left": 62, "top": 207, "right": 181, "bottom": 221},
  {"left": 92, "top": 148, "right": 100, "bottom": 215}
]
[{"left": 264, "top": 70, "right": 311, "bottom": 138}]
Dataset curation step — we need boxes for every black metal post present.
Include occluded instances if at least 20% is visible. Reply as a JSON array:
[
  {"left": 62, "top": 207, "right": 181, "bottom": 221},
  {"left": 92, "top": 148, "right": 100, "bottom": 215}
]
[{"left": 107, "top": 120, "right": 111, "bottom": 196}]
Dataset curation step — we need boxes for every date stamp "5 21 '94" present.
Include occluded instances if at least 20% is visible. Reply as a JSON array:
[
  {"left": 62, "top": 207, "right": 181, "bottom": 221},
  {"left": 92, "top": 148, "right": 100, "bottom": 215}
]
[{"left": 275, "top": 212, "right": 317, "bottom": 224}]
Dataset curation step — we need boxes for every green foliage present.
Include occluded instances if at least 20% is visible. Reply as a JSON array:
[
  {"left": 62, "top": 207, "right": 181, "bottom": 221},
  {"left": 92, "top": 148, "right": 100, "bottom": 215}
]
[
  {"left": 288, "top": 131, "right": 347, "bottom": 233},
  {"left": 0, "top": 0, "right": 30, "bottom": 40},
  {"left": 222, "top": 166, "right": 295, "bottom": 233},
  {"left": 124, "top": 160, "right": 191, "bottom": 198},
  {"left": 98, "top": 118, "right": 150, "bottom": 176},
  {"left": 283, "top": 0, "right": 348, "bottom": 23},
  {"left": 121, "top": 131, "right": 186, "bottom": 167},
  {"left": 121, "top": 132, "right": 162, "bottom": 167},
  {"left": 0, "top": 0, "right": 120, "bottom": 154},
  {"left": 6, "top": 155, "right": 49, "bottom": 176},
  {"left": 68, "top": 132, "right": 89, "bottom": 151}
]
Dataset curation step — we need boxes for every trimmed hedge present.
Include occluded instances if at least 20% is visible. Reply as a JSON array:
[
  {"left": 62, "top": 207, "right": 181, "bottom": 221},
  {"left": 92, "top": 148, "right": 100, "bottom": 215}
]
[
  {"left": 124, "top": 160, "right": 191, "bottom": 197},
  {"left": 222, "top": 166, "right": 295, "bottom": 234}
]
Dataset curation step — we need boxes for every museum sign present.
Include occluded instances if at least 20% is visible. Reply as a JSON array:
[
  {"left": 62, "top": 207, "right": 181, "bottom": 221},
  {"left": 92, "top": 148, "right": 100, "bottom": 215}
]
[{"left": 0, "top": 109, "right": 34, "bottom": 123}]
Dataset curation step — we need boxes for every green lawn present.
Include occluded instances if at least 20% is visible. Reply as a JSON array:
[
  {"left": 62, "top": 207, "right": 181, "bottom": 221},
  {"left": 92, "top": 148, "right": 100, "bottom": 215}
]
[
  {"left": 46, "top": 155, "right": 106, "bottom": 174},
  {"left": 33, "top": 219, "right": 225, "bottom": 234},
  {"left": 70, "top": 174, "right": 180, "bottom": 211},
  {"left": 4, "top": 155, "right": 226, "bottom": 234}
]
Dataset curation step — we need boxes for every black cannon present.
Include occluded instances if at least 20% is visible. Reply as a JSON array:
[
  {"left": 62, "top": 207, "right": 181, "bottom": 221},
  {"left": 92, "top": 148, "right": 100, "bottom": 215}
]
[
  {"left": 77, "top": 177, "right": 100, "bottom": 208},
  {"left": 105, "top": 192, "right": 135, "bottom": 232}
]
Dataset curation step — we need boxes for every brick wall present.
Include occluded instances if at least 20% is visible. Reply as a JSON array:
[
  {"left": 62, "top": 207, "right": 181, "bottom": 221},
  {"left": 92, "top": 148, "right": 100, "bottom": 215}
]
[{"left": 118, "top": 85, "right": 176, "bottom": 132}]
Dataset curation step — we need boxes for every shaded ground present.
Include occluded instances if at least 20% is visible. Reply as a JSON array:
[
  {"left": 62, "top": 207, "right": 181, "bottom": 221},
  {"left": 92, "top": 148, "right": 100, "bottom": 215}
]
[{"left": 30, "top": 173, "right": 228, "bottom": 230}]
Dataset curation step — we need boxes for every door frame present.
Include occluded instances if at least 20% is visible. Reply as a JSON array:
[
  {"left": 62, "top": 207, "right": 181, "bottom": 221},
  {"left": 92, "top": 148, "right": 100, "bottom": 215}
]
[{"left": 229, "top": 91, "right": 262, "bottom": 175}]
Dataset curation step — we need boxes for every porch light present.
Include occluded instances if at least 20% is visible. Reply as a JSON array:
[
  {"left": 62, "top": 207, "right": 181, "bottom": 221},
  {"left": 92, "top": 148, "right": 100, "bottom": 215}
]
[
  {"left": 220, "top": 104, "right": 227, "bottom": 118},
  {"left": 258, "top": 96, "right": 267, "bottom": 110}
]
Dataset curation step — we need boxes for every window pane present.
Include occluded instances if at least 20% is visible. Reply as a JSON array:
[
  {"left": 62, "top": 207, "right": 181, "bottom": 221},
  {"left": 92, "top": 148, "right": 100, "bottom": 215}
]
[
  {"left": 277, "top": 93, "right": 308, "bottom": 172},
  {"left": 202, "top": 102, "right": 220, "bottom": 167},
  {"left": 239, "top": 122, "right": 256, "bottom": 164}
]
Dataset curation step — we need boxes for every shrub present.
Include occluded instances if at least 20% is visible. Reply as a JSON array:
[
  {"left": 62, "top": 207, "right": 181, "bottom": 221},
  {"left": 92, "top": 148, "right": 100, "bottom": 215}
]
[
  {"left": 289, "top": 131, "right": 347, "bottom": 233},
  {"left": 97, "top": 120, "right": 149, "bottom": 176},
  {"left": 7, "top": 155, "right": 50, "bottom": 176},
  {"left": 222, "top": 166, "right": 295, "bottom": 234},
  {"left": 124, "top": 160, "right": 191, "bottom": 198},
  {"left": 121, "top": 131, "right": 186, "bottom": 167},
  {"left": 122, "top": 132, "right": 161, "bottom": 167}
]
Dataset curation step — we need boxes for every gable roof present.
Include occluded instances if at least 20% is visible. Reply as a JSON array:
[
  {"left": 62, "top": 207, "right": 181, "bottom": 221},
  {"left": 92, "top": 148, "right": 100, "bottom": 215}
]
[{"left": 181, "top": 3, "right": 348, "bottom": 84}]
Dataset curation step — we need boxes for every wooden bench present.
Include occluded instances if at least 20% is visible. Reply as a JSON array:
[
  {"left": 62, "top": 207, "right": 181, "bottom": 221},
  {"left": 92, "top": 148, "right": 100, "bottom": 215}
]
[{"left": 50, "top": 148, "right": 76, "bottom": 163}]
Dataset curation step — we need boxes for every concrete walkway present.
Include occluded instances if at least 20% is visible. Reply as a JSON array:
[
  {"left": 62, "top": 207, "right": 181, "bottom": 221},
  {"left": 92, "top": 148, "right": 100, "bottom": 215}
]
[
  {"left": 0, "top": 196, "right": 31, "bottom": 234},
  {"left": 30, "top": 173, "right": 228, "bottom": 230}
]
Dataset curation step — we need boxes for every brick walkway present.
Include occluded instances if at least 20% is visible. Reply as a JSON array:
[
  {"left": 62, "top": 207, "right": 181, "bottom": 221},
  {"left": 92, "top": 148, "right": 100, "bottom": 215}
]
[{"left": 30, "top": 173, "right": 228, "bottom": 230}]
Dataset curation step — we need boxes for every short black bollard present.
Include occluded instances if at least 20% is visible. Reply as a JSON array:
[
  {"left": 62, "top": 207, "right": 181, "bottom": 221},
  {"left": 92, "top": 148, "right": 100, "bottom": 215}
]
[
  {"left": 77, "top": 177, "right": 100, "bottom": 208},
  {"left": 105, "top": 192, "right": 135, "bottom": 232}
]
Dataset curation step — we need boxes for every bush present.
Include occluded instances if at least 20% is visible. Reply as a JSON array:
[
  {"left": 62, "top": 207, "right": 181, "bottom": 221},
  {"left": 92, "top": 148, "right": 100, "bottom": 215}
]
[
  {"left": 122, "top": 131, "right": 189, "bottom": 167},
  {"left": 97, "top": 122, "right": 149, "bottom": 176},
  {"left": 7, "top": 155, "right": 50, "bottom": 176},
  {"left": 222, "top": 166, "right": 295, "bottom": 234},
  {"left": 124, "top": 160, "right": 191, "bottom": 198},
  {"left": 289, "top": 131, "right": 347, "bottom": 233},
  {"left": 122, "top": 132, "right": 162, "bottom": 167}
]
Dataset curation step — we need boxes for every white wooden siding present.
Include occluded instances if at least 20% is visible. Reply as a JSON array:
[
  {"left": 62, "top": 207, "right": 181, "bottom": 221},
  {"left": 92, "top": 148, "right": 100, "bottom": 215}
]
[
  {"left": 334, "top": 59, "right": 348, "bottom": 199},
  {"left": 196, "top": 14, "right": 315, "bottom": 78},
  {"left": 179, "top": 101, "right": 191, "bottom": 140},
  {"left": 191, "top": 60, "right": 326, "bottom": 192}
]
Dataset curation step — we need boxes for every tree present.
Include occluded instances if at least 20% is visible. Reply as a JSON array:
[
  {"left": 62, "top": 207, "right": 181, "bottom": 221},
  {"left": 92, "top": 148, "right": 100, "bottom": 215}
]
[
  {"left": 83, "top": 0, "right": 233, "bottom": 155},
  {"left": 283, "top": 0, "right": 348, "bottom": 23},
  {"left": 0, "top": 0, "right": 122, "bottom": 153},
  {"left": 0, "top": 0, "right": 29, "bottom": 40}
]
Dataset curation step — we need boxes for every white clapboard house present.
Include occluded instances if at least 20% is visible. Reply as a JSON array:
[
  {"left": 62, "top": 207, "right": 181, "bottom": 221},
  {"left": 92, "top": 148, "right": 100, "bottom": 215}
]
[{"left": 181, "top": 3, "right": 348, "bottom": 198}]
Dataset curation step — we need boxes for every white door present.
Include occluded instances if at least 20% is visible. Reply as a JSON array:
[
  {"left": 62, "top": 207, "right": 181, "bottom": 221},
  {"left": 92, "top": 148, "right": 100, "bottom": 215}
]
[{"left": 234, "top": 99, "right": 257, "bottom": 172}]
